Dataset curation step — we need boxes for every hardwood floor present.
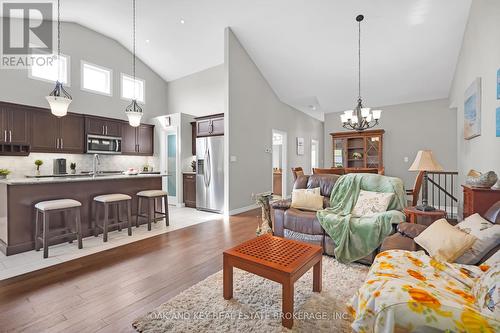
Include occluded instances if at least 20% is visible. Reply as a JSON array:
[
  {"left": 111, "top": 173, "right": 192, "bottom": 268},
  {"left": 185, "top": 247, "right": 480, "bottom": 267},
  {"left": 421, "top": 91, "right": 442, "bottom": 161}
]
[{"left": 0, "top": 210, "right": 259, "bottom": 333}]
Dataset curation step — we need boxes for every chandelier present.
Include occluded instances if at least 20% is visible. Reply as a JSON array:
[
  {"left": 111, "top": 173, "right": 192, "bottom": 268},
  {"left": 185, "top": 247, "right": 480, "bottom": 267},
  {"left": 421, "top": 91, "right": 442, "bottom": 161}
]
[
  {"left": 45, "top": 0, "right": 72, "bottom": 117},
  {"left": 125, "top": 0, "right": 143, "bottom": 127},
  {"left": 340, "top": 15, "right": 382, "bottom": 131}
]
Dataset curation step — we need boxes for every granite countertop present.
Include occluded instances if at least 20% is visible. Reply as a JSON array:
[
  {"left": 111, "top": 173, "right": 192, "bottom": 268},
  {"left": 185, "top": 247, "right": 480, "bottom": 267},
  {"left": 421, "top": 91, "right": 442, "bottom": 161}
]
[{"left": 1, "top": 173, "right": 170, "bottom": 185}]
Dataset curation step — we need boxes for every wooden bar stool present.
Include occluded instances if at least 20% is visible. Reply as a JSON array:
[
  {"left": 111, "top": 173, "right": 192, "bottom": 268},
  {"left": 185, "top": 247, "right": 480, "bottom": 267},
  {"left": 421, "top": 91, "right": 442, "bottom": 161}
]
[
  {"left": 136, "top": 190, "right": 169, "bottom": 230},
  {"left": 34, "top": 199, "right": 83, "bottom": 259},
  {"left": 92, "top": 194, "right": 132, "bottom": 242}
]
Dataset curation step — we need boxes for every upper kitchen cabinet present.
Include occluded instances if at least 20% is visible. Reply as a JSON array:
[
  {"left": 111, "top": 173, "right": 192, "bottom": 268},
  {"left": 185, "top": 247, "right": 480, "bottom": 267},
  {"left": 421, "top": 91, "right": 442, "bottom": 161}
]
[
  {"left": 121, "top": 122, "right": 154, "bottom": 156},
  {"left": 85, "top": 116, "right": 122, "bottom": 137},
  {"left": 31, "top": 110, "right": 85, "bottom": 154},
  {"left": 0, "top": 102, "right": 30, "bottom": 145},
  {"left": 196, "top": 114, "right": 224, "bottom": 137},
  {"left": 59, "top": 114, "right": 85, "bottom": 153}
]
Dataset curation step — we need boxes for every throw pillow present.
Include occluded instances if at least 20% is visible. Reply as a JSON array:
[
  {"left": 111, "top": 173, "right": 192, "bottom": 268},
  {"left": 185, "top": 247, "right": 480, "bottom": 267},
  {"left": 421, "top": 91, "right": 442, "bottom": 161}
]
[
  {"left": 351, "top": 190, "right": 394, "bottom": 217},
  {"left": 473, "top": 263, "right": 500, "bottom": 318},
  {"left": 414, "top": 218, "right": 477, "bottom": 262},
  {"left": 455, "top": 213, "right": 500, "bottom": 265},
  {"left": 290, "top": 188, "right": 323, "bottom": 211}
]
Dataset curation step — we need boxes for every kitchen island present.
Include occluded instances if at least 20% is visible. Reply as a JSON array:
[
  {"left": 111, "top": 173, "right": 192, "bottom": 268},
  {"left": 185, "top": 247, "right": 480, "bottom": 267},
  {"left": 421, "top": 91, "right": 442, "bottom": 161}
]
[{"left": 0, "top": 174, "right": 167, "bottom": 255}]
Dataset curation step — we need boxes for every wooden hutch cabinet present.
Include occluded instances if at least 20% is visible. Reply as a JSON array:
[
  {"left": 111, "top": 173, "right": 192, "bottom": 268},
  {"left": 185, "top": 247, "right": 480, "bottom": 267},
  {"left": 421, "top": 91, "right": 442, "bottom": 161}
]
[{"left": 330, "top": 129, "right": 384, "bottom": 172}]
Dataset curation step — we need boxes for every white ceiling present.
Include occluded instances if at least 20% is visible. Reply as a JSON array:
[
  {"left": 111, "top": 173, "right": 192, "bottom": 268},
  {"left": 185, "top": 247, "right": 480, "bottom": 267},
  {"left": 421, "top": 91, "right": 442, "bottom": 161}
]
[{"left": 39, "top": 0, "right": 473, "bottom": 120}]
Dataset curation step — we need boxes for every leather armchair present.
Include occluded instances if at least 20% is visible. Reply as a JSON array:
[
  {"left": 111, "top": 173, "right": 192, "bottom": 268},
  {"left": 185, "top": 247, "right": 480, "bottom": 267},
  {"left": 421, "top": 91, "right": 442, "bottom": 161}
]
[
  {"left": 381, "top": 201, "right": 500, "bottom": 264},
  {"left": 272, "top": 174, "right": 378, "bottom": 265}
]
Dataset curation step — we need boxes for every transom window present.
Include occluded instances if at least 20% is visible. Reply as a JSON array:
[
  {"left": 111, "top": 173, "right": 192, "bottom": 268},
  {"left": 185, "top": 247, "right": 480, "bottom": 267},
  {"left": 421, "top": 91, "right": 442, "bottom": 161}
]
[
  {"left": 81, "top": 61, "right": 112, "bottom": 96},
  {"left": 121, "top": 73, "right": 145, "bottom": 103},
  {"left": 29, "top": 54, "right": 69, "bottom": 85}
]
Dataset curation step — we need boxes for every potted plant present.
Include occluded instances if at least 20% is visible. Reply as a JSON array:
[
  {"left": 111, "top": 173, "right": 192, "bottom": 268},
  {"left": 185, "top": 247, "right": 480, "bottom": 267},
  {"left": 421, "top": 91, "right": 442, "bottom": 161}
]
[
  {"left": 0, "top": 169, "right": 10, "bottom": 179},
  {"left": 70, "top": 162, "right": 77, "bottom": 174},
  {"left": 34, "top": 159, "right": 43, "bottom": 176}
]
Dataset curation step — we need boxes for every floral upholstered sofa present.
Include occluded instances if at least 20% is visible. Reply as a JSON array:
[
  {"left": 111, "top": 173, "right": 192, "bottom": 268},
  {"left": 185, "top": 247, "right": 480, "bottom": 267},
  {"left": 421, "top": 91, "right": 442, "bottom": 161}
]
[{"left": 348, "top": 250, "right": 499, "bottom": 333}]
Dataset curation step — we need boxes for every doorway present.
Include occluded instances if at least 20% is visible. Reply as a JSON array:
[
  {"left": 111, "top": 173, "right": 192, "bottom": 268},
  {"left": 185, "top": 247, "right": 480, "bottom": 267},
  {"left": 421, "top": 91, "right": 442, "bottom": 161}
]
[
  {"left": 166, "top": 131, "right": 177, "bottom": 204},
  {"left": 272, "top": 129, "right": 287, "bottom": 199},
  {"left": 311, "top": 139, "right": 319, "bottom": 173}
]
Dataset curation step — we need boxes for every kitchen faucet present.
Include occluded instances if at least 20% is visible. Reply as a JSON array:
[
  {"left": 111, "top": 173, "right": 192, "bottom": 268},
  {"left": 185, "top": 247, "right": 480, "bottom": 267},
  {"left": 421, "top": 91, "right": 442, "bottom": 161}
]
[{"left": 92, "top": 154, "right": 100, "bottom": 177}]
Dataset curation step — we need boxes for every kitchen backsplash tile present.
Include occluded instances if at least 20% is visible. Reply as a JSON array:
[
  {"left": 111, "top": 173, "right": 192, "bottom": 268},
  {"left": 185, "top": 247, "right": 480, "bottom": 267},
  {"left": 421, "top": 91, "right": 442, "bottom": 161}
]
[{"left": 0, "top": 153, "right": 160, "bottom": 178}]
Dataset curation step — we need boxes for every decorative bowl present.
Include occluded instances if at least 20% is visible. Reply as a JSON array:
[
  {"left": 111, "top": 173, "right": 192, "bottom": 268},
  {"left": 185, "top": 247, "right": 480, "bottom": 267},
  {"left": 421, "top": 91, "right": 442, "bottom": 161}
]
[{"left": 466, "top": 170, "right": 498, "bottom": 188}]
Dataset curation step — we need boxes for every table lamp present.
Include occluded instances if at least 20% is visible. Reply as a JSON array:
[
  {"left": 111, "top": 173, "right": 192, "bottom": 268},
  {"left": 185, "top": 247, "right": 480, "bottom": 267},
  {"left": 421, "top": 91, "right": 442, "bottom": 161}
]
[{"left": 409, "top": 150, "right": 443, "bottom": 211}]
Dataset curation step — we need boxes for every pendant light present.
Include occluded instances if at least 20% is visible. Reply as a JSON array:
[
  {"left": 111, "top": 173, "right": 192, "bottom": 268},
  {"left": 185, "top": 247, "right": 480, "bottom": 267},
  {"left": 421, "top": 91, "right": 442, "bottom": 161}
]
[
  {"left": 340, "top": 15, "right": 382, "bottom": 131},
  {"left": 125, "top": 0, "right": 143, "bottom": 127},
  {"left": 45, "top": 0, "right": 72, "bottom": 117}
]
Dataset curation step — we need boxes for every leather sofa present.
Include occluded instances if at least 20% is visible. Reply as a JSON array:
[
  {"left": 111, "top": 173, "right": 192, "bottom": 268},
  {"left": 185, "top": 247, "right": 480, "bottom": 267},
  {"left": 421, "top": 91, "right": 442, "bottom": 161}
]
[
  {"left": 381, "top": 201, "right": 500, "bottom": 264},
  {"left": 272, "top": 174, "right": 385, "bottom": 265}
]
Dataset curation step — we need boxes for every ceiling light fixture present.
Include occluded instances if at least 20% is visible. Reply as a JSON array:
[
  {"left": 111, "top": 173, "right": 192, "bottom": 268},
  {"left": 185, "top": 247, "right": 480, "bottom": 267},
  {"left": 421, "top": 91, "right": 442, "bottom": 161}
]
[
  {"left": 340, "top": 14, "right": 381, "bottom": 131},
  {"left": 125, "top": 0, "right": 143, "bottom": 127},
  {"left": 45, "top": 0, "right": 72, "bottom": 117},
  {"left": 180, "top": 18, "right": 185, "bottom": 24}
]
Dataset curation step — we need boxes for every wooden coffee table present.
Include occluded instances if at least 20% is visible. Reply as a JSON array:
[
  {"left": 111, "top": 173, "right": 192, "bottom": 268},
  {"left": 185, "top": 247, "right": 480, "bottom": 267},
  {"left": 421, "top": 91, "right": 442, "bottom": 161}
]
[{"left": 223, "top": 234, "right": 322, "bottom": 328}]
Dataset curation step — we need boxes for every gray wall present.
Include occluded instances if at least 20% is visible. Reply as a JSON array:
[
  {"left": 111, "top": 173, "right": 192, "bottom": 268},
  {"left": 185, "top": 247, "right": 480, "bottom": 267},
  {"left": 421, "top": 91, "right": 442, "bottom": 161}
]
[
  {"left": 226, "top": 28, "right": 324, "bottom": 212},
  {"left": 324, "top": 99, "right": 457, "bottom": 189},
  {"left": 166, "top": 65, "right": 225, "bottom": 117},
  {"left": 449, "top": 0, "right": 500, "bottom": 199},
  {"left": 0, "top": 20, "right": 168, "bottom": 123}
]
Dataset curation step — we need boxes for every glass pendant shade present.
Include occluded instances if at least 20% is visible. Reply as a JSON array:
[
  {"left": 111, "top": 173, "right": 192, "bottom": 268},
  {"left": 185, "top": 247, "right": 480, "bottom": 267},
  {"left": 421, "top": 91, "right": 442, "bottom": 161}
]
[
  {"left": 361, "top": 108, "right": 371, "bottom": 118},
  {"left": 46, "top": 81, "right": 72, "bottom": 117},
  {"left": 125, "top": 99, "right": 143, "bottom": 127},
  {"left": 344, "top": 110, "right": 354, "bottom": 118},
  {"left": 372, "top": 110, "right": 382, "bottom": 120},
  {"left": 46, "top": 95, "right": 71, "bottom": 117}
]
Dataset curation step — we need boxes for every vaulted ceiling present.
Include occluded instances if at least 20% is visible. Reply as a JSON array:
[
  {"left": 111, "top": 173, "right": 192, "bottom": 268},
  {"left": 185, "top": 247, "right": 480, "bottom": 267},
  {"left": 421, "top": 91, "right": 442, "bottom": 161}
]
[{"left": 38, "top": 0, "right": 473, "bottom": 119}]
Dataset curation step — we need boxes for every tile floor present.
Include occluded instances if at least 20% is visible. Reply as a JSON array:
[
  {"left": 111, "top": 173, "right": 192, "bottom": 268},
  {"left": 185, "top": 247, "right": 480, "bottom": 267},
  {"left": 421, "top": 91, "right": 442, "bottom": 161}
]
[{"left": 0, "top": 206, "right": 220, "bottom": 281}]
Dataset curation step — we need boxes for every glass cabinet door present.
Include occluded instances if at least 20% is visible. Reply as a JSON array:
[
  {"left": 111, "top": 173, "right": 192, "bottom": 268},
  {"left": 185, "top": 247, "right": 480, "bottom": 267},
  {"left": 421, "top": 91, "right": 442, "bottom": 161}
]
[
  {"left": 365, "top": 136, "right": 381, "bottom": 169},
  {"left": 333, "top": 138, "right": 344, "bottom": 167}
]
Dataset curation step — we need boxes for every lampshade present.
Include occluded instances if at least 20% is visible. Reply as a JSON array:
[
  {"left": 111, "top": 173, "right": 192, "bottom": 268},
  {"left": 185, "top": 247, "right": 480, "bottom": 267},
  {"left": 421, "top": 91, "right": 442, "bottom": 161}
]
[
  {"left": 409, "top": 150, "right": 443, "bottom": 172},
  {"left": 344, "top": 110, "right": 354, "bottom": 119},
  {"left": 45, "top": 95, "right": 71, "bottom": 117},
  {"left": 372, "top": 110, "right": 382, "bottom": 120},
  {"left": 351, "top": 115, "right": 359, "bottom": 124},
  {"left": 361, "top": 108, "right": 371, "bottom": 118},
  {"left": 340, "top": 114, "right": 348, "bottom": 123},
  {"left": 125, "top": 99, "right": 143, "bottom": 127}
]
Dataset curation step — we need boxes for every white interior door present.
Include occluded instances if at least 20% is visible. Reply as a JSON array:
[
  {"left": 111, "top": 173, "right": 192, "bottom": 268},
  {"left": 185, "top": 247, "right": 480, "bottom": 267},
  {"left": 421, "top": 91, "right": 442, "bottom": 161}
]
[{"left": 311, "top": 139, "right": 319, "bottom": 173}]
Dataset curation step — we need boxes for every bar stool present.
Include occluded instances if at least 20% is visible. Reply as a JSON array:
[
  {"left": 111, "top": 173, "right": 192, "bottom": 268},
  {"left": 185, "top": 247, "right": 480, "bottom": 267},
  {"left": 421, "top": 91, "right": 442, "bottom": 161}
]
[
  {"left": 92, "top": 194, "right": 132, "bottom": 242},
  {"left": 136, "top": 190, "right": 169, "bottom": 230},
  {"left": 34, "top": 199, "right": 83, "bottom": 259}
]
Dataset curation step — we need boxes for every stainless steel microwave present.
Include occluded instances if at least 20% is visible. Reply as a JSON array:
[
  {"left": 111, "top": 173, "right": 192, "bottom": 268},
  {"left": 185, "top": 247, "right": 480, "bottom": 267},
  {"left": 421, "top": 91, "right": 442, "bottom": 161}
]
[{"left": 86, "top": 135, "right": 122, "bottom": 154}]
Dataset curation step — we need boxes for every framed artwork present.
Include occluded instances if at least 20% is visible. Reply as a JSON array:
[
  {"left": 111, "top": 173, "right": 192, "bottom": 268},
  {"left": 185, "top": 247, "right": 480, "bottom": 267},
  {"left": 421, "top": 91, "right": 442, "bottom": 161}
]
[
  {"left": 496, "top": 107, "right": 500, "bottom": 137},
  {"left": 464, "top": 78, "right": 481, "bottom": 140},
  {"left": 296, "top": 137, "right": 304, "bottom": 155},
  {"left": 497, "top": 68, "right": 500, "bottom": 99}
]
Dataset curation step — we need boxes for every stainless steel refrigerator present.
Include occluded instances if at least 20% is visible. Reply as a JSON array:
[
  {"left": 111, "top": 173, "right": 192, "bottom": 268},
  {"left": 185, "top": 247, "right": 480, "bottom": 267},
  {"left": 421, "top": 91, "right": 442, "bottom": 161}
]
[{"left": 196, "top": 136, "right": 224, "bottom": 213}]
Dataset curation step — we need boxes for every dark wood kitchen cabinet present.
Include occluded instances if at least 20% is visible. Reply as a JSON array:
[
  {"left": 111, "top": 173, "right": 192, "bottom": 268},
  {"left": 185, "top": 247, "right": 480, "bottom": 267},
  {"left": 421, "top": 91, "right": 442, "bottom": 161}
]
[
  {"left": 196, "top": 114, "right": 224, "bottom": 137},
  {"left": 85, "top": 116, "right": 122, "bottom": 137},
  {"left": 121, "top": 123, "right": 154, "bottom": 156},
  {"left": 31, "top": 111, "right": 84, "bottom": 153},
  {"left": 183, "top": 173, "right": 196, "bottom": 208},
  {"left": 0, "top": 103, "right": 30, "bottom": 144},
  {"left": 191, "top": 121, "right": 196, "bottom": 155}
]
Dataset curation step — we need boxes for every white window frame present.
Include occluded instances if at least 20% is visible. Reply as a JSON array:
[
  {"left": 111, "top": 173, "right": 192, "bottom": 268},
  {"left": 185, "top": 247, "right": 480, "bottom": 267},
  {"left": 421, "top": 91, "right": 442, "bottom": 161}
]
[
  {"left": 80, "top": 60, "right": 112, "bottom": 96},
  {"left": 120, "top": 73, "right": 145, "bottom": 104},
  {"left": 28, "top": 53, "right": 71, "bottom": 86},
  {"left": 311, "top": 139, "right": 319, "bottom": 173}
]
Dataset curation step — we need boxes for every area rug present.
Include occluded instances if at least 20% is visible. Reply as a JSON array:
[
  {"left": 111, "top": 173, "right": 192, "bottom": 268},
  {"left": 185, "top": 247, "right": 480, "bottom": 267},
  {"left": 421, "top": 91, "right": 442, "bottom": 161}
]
[{"left": 132, "top": 256, "right": 369, "bottom": 332}]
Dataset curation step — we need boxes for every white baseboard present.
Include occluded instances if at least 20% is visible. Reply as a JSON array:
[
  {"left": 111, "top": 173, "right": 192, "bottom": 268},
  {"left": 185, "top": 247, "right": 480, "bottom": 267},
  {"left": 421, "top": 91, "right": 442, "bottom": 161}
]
[{"left": 228, "top": 203, "right": 259, "bottom": 216}]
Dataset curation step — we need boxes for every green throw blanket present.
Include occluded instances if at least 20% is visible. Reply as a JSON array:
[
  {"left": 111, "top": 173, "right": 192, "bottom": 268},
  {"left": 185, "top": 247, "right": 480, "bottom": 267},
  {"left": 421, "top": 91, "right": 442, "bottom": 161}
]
[{"left": 317, "top": 173, "right": 407, "bottom": 263}]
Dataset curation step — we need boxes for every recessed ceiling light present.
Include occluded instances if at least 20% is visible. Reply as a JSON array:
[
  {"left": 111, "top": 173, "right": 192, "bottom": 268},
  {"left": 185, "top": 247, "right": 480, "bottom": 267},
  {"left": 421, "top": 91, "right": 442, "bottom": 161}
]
[
  {"left": 180, "top": 18, "right": 185, "bottom": 24},
  {"left": 145, "top": 39, "right": 150, "bottom": 43}
]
